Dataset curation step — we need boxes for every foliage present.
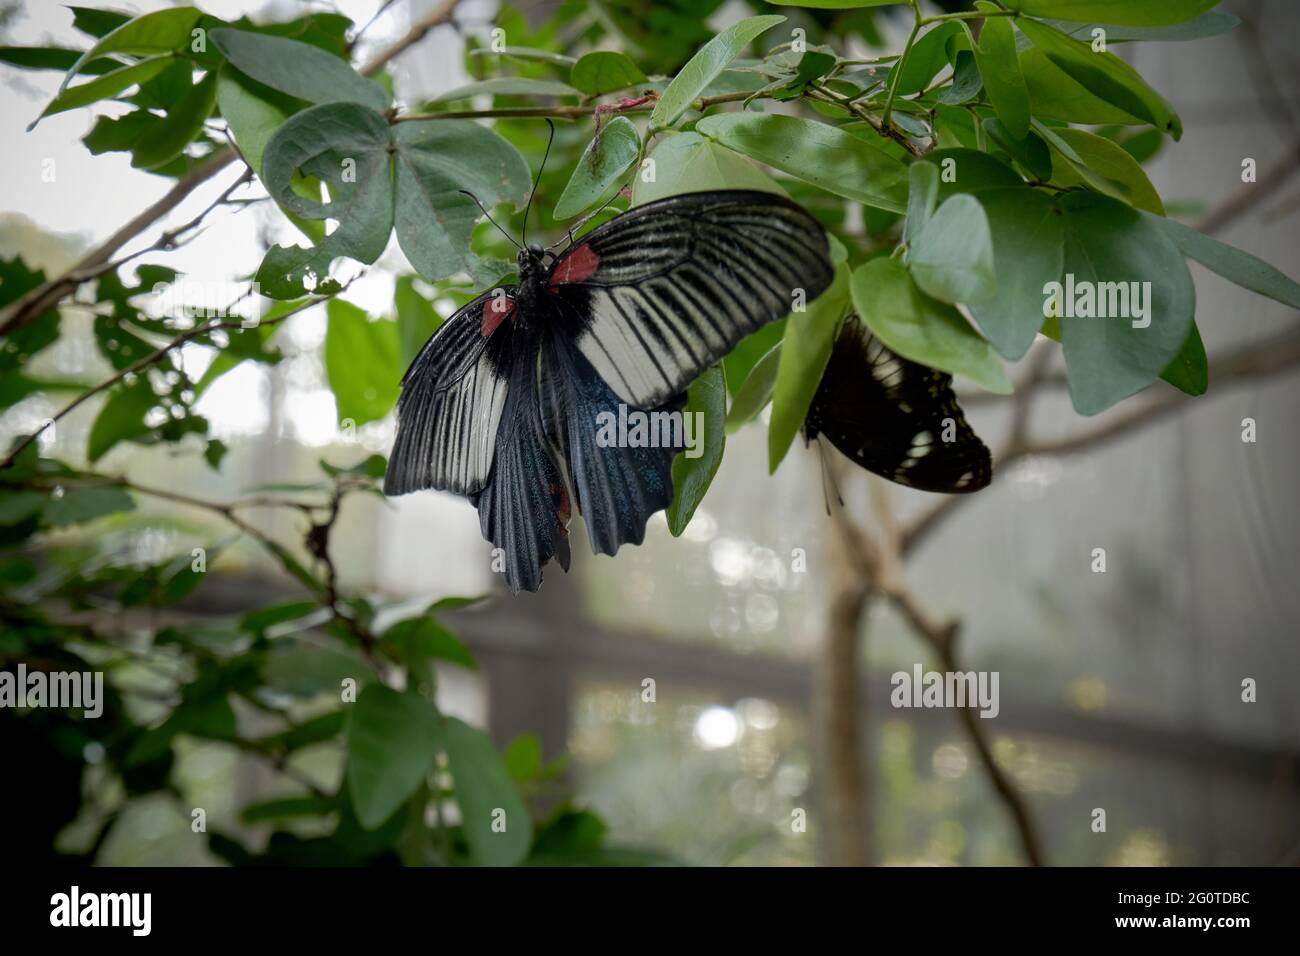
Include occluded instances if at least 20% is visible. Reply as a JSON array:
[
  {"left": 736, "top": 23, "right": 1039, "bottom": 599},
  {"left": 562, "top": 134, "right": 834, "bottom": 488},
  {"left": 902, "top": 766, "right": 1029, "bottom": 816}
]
[{"left": 2, "top": 0, "right": 1298, "bottom": 866}]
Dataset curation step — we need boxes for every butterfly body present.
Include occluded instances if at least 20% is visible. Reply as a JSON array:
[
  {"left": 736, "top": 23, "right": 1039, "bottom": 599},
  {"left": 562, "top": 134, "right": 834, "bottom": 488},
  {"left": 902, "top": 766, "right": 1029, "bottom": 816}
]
[{"left": 387, "top": 190, "right": 834, "bottom": 592}]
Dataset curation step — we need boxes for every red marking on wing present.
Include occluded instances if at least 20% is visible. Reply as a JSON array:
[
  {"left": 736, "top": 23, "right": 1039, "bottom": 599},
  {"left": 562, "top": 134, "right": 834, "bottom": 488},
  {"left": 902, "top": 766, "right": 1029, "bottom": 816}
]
[
  {"left": 480, "top": 295, "right": 515, "bottom": 337},
  {"left": 549, "top": 245, "right": 600, "bottom": 286}
]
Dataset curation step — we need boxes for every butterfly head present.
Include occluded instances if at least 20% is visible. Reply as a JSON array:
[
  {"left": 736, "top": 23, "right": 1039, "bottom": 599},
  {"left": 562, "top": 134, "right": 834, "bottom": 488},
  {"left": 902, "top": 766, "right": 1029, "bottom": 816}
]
[{"left": 517, "top": 245, "right": 550, "bottom": 282}]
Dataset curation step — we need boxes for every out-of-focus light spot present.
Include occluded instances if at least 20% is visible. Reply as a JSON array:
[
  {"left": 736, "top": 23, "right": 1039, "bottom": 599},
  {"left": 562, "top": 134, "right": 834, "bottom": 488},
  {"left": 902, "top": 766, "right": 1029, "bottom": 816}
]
[
  {"left": 709, "top": 537, "right": 750, "bottom": 586},
  {"left": 1068, "top": 676, "right": 1107, "bottom": 712},
  {"left": 932, "top": 743, "right": 969, "bottom": 779},
  {"left": 1008, "top": 454, "right": 1063, "bottom": 500},
  {"left": 694, "top": 706, "right": 739, "bottom": 749},
  {"left": 738, "top": 697, "right": 780, "bottom": 730},
  {"left": 745, "top": 593, "right": 779, "bottom": 632}
]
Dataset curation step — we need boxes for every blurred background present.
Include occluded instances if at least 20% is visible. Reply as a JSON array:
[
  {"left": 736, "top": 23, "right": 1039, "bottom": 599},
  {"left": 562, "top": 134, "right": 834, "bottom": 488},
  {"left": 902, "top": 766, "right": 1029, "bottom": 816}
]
[{"left": 1, "top": 0, "right": 1297, "bottom": 866}]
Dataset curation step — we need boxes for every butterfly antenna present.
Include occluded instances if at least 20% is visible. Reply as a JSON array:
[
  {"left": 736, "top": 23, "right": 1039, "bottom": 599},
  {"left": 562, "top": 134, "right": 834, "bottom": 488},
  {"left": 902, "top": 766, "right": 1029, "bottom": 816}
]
[
  {"left": 546, "top": 182, "right": 628, "bottom": 252},
  {"left": 459, "top": 189, "right": 523, "bottom": 252},
  {"left": 521, "top": 118, "right": 555, "bottom": 249}
]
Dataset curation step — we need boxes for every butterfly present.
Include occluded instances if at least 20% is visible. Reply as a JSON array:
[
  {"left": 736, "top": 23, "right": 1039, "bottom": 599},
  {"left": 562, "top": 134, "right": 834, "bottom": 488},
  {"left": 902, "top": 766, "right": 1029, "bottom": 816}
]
[
  {"left": 385, "top": 189, "right": 835, "bottom": 592},
  {"left": 805, "top": 314, "right": 992, "bottom": 494}
]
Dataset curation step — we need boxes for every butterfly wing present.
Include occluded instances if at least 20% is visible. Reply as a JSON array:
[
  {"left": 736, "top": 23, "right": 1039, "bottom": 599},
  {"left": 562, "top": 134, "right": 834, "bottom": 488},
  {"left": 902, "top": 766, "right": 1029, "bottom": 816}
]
[
  {"left": 547, "top": 190, "right": 834, "bottom": 408},
  {"left": 805, "top": 315, "right": 992, "bottom": 494},
  {"left": 470, "top": 350, "right": 572, "bottom": 594},
  {"left": 384, "top": 287, "right": 518, "bottom": 497},
  {"left": 541, "top": 335, "right": 685, "bottom": 558}
]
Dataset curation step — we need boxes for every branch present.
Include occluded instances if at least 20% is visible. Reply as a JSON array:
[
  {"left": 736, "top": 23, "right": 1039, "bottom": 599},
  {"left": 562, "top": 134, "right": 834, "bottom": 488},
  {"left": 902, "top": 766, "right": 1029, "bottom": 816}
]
[
  {"left": 360, "top": 0, "right": 461, "bottom": 77},
  {"left": 834, "top": 482, "right": 1046, "bottom": 866}
]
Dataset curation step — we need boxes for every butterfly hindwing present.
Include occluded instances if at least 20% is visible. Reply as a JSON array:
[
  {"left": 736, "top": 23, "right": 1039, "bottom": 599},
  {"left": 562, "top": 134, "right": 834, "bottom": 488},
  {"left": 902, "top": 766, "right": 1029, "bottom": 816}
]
[
  {"left": 384, "top": 287, "right": 518, "bottom": 497},
  {"left": 543, "top": 336, "right": 684, "bottom": 557},
  {"left": 806, "top": 315, "right": 992, "bottom": 494},
  {"left": 548, "top": 190, "right": 835, "bottom": 408}
]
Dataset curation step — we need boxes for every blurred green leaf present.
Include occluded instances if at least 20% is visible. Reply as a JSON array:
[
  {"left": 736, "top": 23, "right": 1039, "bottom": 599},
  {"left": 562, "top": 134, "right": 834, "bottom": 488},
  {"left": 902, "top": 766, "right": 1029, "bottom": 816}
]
[
  {"left": 324, "top": 299, "right": 400, "bottom": 426},
  {"left": 570, "top": 51, "right": 647, "bottom": 95},
  {"left": 666, "top": 365, "right": 726, "bottom": 536},
  {"left": 443, "top": 717, "right": 532, "bottom": 866},
  {"left": 650, "top": 14, "right": 785, "bottom": 128},
  {"left": 346, "top": 685, "right": 442, "bottom": 830}
]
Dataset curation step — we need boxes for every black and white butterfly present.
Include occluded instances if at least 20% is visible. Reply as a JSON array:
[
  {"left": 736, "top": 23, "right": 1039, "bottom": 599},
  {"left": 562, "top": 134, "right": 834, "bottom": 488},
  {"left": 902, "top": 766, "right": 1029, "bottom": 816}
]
[
  {"left": 805, "top": 314, "right": 992, "bottom": 494},
  {"left": 385, "top": 189, "right": 834, "bottom": 592}
]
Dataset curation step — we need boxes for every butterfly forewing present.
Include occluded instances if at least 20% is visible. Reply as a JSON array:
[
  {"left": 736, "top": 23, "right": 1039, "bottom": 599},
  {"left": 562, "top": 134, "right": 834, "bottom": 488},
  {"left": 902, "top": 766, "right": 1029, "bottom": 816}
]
[
  {"left": 806, "top": 315, "right": 992, "bottom": 494},
  {"left": 383, "top": 287, "right": 517, "bottom": 497},
  {"left": 548, "top": 190, "right": 835, "bottom": 408}
]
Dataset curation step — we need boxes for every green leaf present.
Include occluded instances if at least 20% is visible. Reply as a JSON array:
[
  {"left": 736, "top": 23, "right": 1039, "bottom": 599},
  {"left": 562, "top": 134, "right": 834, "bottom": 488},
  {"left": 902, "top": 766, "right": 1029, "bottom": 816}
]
[
  {"left": 968, "top": 187, "right": 1065, "bottom": 359},
  {"left": 904, "top": 161, "right": 940, "bottom": 246},
  {"left": 87, "top": 379, "right": 158, "bottom": 462},
  {"left": 1051, "top": 192, "right": 1194, "bottom": 414},
  {"left": 210, "top": 28, "right": 389, "bottom": 111},
  {"left": 60, "top": 6, "right": 201, "bottom": 94},
  {"left": 1151, "top": 215, "right": 1300, "bottom": 310},
  {"left": 893, "top": 23, "right": 961, "bottom": 97},
  {"left": 394, "top": 276, "right": 443, "bottom": 368},
  {"left": 241, "top": 795, "right": 336, "bottom": 824},
  {"left": 1160, "top": 322, "right": 1208, "bottom": 396},
  {"left": 974, "top": 12, "right": 1030, "bottom": 139},
  {"left": 131, "top": 70, "right": 217, "bottom": 170},
  {"left": 982, "top": 117, "right": 1052, "bottom": 181},
  {"left": 324, "top": 299, "right": 400, "bottom": 426},
  {"left": 503, "top": 734, "right": 543, "bottom": 783},
  {"left": 470, "top": 46, "right": 576, "bottom": 67},
  {"left": 43, "top": 485, "right": 136, "bottom": 526},
  {"left": 935, "top": 50, "right": 982, "bottom": 106},
  {"left": 650, "top": 14, "right": 786, "bottom": 128},
  {"left": 0, "top": 46, "right": 117, "bottom": 74},
  {"left": 346, "top": 685, "right": 442, "bottom": 830},
  {"left": 908, "top": 194, "right": 997, "bottom": 305},
  {"left": 554, "top": 116, "right": 640, "bottom": 220},
  {"left": 442, "top": 717, "right": 532, "bottom": 866},
  {"left": 1045, "top": 12, "right": 1239, "bottom": 43},
  {"left": 666, "top": 366, "right": 726, "bottom": 536},
  {"left": 241, "top": 600, "right": 320, "bottom": 633},
  {"left": 918, "top": 148, "right": 1025, "bottom": 200},
  {"left": 390, "top": 119, "right": 532, "bottom": 280},
  {"left": 382, "top": 616, "right": 477, "bottom": 671},
  {"left": 258, "top": 103, "right": 394, "bottom": 297},
  {"left": 768, "top": 263, "right": 852, "bottom": 471},
  {"left": 1005, "top": 1, "right": 1220, "bottom": 26},
  {"left": 1019, "top": 47, "right": 1142, "bottom": 125},
  {"left": 215, "top": 63, "right": 301, "bottom": 178},
  {"left": 696, "top": 113, "right": 907, "bottom": 214},
  {"left": 851, "top": 257, "right": 1012, "bottom": 394},
  {"left": 632, "top": 131, "right": 781, "bottom": 205},
  {"left": 725, "top": 340, "right": 782, "bottom": 431},
  {"left": 1016, "top": 16, "right": 1182, "bottom": 138},
  {"left": 33, "top": 56, "right": 174, "bottom": 126},
  {"left": 1046, "top": 127, "right": 1164, "bottom": 214},
  {"left": 570, "top": 51, "right": 647, "bottom": 95},
  {"left": 430, "top": 77, "right": 580, "bottom": 101}
]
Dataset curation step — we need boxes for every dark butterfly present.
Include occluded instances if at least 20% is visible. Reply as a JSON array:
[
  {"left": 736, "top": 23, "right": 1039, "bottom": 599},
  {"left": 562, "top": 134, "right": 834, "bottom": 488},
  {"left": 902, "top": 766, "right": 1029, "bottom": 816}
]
[
  {"left": 805, "top": 314, "right": 992, "bottom": 494},
  {"left": 386, "top": 189, "right": 834, "bottom": 592}
]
